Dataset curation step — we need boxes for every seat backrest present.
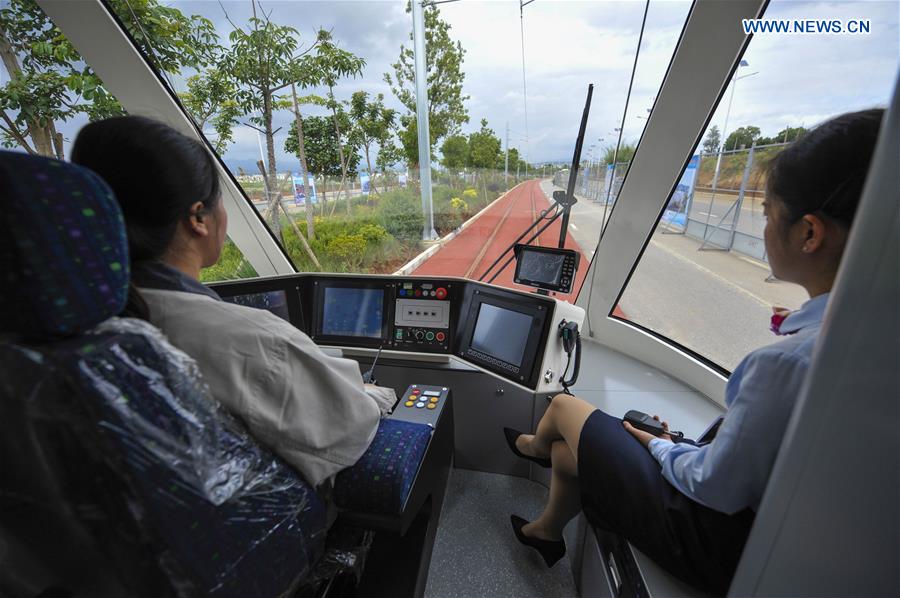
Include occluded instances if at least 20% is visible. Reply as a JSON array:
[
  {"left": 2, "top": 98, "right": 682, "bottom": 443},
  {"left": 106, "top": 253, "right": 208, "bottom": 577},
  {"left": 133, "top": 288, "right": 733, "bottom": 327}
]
[
  {"left": 729, "top": 76, "right": 899, "bottom": 596},
  {"left": 0, "top": 151, "right": 326, "bottom": 597}
]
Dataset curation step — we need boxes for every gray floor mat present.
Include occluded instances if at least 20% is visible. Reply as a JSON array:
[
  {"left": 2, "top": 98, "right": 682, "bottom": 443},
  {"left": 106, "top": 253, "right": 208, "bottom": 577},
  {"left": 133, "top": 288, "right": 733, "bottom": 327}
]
[{"left": 425, "top": 468, "right": 578, "bottom": 598}]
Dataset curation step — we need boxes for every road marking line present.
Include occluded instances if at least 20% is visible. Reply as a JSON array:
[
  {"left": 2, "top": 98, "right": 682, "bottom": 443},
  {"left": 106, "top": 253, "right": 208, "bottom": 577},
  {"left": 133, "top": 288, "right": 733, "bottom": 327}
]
[
  {"left": 736, "top": 255, "right": 770, "bottom": 271},
  {"left": 649, "top": 240, "right": 771, "bottom": 308}
]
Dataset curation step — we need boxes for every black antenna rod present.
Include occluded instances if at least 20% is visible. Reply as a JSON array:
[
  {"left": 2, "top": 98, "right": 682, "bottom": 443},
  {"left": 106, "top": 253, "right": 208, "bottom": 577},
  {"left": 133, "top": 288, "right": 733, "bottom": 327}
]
[{"left": 558, "top": 84, "right": 593, "bottom": 248}]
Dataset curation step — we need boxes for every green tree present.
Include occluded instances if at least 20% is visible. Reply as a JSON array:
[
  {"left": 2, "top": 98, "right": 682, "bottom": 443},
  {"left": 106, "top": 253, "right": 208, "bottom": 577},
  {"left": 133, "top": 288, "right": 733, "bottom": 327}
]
[
  {"left": 179, "top": 69, "right": 241, "bottom": 154},
  {"left": 701, "top": 125, "right": 721, "bottom": 154},
  {"left": 0, "top": 0, "right": 216, "bottom": 158},
  {"left": 758, "top": 125, "right": 807, "bottom": 147},
  {"left": 440, "top": 134, "right": 468, "bottom": 170},
  {"left": 285, "top": 113, "right": 360, "bottom": 179},
  {"left": 220, "top": 2, "right": 316, "bottom": 240},
  {"left": 467, "top": 119, "right": 501, "bottom": 169},
  {"left": 297, "top": 31, "right": 365, "bottom": 214},
  {"left": 397, "top": 113, "right": 423, "bottom": 166},
  {"left": 384, "top": 1, "right": 469, "bottom": 164},
  {"left": 724, "top": 125, "right": 761, "bottom": 150},
  {"left": 601, "top": 142, "right": 637, "bottom": 166},
  {"left": 375, "top": 140, "right": 404, "bottom": 186},
  {"left": 348, "top": 90, "right": 396, "bottom": 195}
]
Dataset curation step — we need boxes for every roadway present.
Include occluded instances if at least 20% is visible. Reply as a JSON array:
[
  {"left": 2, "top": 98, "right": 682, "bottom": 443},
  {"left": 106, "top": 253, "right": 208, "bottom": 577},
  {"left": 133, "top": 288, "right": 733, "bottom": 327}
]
[
  {"left": 411, "top": 180, "right": 608, "bottom": 308},
  {"left": 541, "top": 180, "right": 806, "bottom": 371}
]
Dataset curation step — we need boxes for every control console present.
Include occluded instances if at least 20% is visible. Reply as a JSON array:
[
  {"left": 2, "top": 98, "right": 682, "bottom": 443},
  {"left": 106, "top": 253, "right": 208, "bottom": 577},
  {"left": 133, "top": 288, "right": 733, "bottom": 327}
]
[
  {"left": 389, "top": 384, "right": 450, "bottom": 427},
  {"left": 393, "top": 281, "right": 453, "bottom": 352}
]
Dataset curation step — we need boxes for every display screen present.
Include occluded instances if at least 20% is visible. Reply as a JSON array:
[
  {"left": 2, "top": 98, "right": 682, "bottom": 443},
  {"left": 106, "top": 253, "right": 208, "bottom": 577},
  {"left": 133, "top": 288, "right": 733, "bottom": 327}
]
[
  {"left": 470, "top": 303, "right": 533, "bottom": 366},
  {"left": 223, "top": 290, "right": 290, "bottom": 322},
  {"left": 518, "top": 250, "right": 566, "bottom": 285},
  {"left": 321, "top": 287, "right": 384, "bottom": 338}
]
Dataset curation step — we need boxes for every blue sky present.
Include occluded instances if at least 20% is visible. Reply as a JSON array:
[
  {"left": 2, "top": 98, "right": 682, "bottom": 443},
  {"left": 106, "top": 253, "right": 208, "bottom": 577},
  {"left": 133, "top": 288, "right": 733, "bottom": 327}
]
[{"left": 5, "top": 0, "right": 899, "bottom": 169}]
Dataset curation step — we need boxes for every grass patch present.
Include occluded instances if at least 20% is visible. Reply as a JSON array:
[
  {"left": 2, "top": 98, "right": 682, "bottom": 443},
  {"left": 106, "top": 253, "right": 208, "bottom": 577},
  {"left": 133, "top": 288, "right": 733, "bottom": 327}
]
[{"left": 201, "top": 238, "right": 258, "bottom": 282}]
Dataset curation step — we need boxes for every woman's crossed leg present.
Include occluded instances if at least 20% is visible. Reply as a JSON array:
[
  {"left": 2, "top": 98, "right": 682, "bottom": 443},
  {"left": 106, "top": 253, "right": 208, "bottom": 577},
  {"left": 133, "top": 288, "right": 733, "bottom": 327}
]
[{"left": 515, "top": 394, "right": 597, "bottom": 541}]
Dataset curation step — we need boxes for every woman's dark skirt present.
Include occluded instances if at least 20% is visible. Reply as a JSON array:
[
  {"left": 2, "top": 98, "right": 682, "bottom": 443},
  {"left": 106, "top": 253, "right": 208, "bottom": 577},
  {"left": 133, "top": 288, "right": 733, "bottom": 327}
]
[{"left": 577, "top": 409, "right": 755, "bottom": 595}]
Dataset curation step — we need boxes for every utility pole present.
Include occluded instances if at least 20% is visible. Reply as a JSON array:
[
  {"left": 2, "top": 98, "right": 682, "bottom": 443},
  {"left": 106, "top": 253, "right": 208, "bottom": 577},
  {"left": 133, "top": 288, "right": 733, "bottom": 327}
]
[
  {"left": 412, "top": 0, "right": 437, "bottom": 240},
  {"left": 711, "top": 63, "right": 758, "bottom": 192},
  {"left": 520, "top": 0, "right": 534, "bottom": 180},
  {"left": 504, "top": 122, "right": 510, "bottom": 186}
]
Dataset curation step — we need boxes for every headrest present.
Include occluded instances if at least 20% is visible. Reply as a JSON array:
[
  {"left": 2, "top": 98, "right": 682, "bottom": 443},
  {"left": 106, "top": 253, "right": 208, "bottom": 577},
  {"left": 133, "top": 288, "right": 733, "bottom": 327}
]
[{"left": 0, "top": 151, "right": 129, "bottom": 339}]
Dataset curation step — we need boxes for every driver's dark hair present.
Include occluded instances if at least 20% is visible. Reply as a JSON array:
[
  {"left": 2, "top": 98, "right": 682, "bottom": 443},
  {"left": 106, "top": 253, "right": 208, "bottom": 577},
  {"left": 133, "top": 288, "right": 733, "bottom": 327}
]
[
  {"left": 72, "top": 115, "right": 221, "bottom": 263},
  {"left": 766, "top": 108, "right": 883, "bottom": 227}
]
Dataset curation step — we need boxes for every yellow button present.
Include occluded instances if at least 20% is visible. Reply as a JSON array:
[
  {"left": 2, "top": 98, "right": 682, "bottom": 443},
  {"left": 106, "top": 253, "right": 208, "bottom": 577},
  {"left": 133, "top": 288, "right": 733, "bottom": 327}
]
[
  {"left": 429, "top": 397, "right": 439, "bottom": 403},
  {"left": 426, "top": 403, "right": 437, "bottom": 409},
  {"left": 405, "top": 401, "right": 415, "bottom": 407}
]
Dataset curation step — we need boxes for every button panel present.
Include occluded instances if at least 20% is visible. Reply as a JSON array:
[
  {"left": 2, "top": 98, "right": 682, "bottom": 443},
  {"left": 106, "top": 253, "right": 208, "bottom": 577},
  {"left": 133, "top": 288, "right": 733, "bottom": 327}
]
[
  {"left": 392, "top": 281, "right": 453, "bottom": 352},
  {"left": 389, "top": 384, "right": 450, "bottom": 427}
]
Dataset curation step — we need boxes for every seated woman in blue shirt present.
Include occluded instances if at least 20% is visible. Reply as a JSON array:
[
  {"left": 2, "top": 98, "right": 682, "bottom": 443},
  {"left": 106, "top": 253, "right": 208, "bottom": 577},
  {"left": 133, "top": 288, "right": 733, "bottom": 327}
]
[{"left": 503, "top": 108, "right": 884, "bottom": 593}]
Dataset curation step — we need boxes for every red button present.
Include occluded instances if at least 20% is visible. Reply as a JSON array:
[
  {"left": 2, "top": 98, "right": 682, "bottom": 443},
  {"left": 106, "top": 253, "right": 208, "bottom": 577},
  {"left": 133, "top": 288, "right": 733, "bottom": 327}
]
[
  {"left": 415, "top": 289, "right": 422, "bottom": 297},
  {"left": 435, "top": 287, "right": 447, "bottom": 300},
  {"left": 436, "top": 332, "right": 446, "bottom": 342}
]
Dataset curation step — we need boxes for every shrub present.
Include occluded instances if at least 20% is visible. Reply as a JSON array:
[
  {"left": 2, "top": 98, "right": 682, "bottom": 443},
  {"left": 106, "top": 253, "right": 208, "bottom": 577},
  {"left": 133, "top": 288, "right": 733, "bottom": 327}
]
[
  {"left": 375, "top": 190, "right": 424, "bottom": 241},
  {"left": 450, "top": 197, "right": 468, "bottom": 212},
  {"left": 358, "top": 223, "right": 389, "bottom": 243},
  {"left": 462, "top": 188, "right": 478, "bottom": 200},
  {"left": 327, "top": 234, "right": 368, "bottom": 265}
]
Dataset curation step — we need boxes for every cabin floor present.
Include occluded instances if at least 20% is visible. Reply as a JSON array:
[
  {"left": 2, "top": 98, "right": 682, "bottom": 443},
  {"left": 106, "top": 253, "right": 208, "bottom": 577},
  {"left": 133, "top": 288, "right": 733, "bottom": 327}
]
[{"left": 424, "top": 468, "right": 578, "bottom": 598}]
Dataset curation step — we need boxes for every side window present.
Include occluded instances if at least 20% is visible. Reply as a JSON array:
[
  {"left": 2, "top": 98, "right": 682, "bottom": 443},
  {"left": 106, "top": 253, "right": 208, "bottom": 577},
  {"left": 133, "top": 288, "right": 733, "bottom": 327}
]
[
  {"left": 0, "top": 0, "right": 255, "bottom": 282},
  {"left": 613, "top": 0, "right": 898, "bottom": 371}
]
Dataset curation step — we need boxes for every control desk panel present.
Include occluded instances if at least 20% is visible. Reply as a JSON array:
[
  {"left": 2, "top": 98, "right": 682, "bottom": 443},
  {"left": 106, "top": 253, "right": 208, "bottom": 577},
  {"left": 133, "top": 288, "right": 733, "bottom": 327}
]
[
  {"left": 393, "top": 281, "right": 453, "bottom": 352},
  {"left": 213, "top": 274, "right": 583, "bottom": 392}
]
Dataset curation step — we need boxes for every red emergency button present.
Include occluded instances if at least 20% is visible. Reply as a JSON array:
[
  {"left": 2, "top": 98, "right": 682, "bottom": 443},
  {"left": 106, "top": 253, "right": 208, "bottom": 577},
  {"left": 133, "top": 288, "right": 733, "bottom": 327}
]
[
  {"left": 435, "top": 287, "right": 447, "bottom": 300},
  {"left": 436, "top": 332, "right": 446, "bottom": 342}
]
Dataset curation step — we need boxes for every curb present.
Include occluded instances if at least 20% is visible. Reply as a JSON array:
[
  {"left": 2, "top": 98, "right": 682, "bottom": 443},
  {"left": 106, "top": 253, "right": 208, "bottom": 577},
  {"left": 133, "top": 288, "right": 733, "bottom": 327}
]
[{"left": 392, "top": 181, "right": 530, "bottom": 276}]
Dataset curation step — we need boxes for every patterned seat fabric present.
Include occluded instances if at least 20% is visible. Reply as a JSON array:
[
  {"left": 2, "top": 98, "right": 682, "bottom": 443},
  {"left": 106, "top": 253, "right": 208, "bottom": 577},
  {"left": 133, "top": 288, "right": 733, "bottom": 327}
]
[
  {"left": 334, "top": 418, "right": 433, "bottom": 515},
  {"left": 0, "top": 152, "right": 129, "bottom": 338},
  {"left": 0, "top": 151, "right": 326, "bottom": 597}
]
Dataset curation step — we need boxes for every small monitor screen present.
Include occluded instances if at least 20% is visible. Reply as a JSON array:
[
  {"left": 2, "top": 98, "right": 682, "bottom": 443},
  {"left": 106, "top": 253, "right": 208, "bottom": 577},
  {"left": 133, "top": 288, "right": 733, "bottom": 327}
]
[
  {"left": 518, "top": 250, "right": 566, "bottom": 286},
  {"left": 322, "top": 287, "right": 384, "bottom": 338},
  {"left": 471, "top": 303, "right": 533, "bottom": 366},
  {"left": 223, "top": 290, "right": 290, "bottom": 322}
]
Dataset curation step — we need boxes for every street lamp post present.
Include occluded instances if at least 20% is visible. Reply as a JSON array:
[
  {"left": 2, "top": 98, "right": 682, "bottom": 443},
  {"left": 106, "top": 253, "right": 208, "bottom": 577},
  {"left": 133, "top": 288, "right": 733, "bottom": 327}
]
[
  {"left": 711, "top": 61, "right": 758, "bottom": 192},
  {"left": 412, "top": 0, "right": 437, "bottom": 240}
]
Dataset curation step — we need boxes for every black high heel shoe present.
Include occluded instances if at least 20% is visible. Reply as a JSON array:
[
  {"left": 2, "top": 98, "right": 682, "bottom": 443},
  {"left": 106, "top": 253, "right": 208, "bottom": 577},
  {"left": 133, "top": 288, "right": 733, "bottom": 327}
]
[
  {"left": 510, "top": 515, "right": 566, "bottom": 567},
  {"left": 503, "top": 427, "right": 552, "bottom": 468}
]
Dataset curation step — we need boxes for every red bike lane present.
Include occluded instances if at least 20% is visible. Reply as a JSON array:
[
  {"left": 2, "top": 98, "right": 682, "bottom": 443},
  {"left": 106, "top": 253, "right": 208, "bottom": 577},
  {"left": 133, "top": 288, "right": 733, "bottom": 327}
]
[{"left": 412, "top": 179, "right": 626, "bottom": 318}]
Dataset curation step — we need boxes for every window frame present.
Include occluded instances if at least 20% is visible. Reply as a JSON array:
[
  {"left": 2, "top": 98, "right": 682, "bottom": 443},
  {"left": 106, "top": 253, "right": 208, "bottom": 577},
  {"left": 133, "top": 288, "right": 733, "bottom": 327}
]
[
  {"left": 37, "top": 0, "right": 296, "bottom": 278},
  {"left": 576, "top": 0, "right": 769, "bottom": 404}
]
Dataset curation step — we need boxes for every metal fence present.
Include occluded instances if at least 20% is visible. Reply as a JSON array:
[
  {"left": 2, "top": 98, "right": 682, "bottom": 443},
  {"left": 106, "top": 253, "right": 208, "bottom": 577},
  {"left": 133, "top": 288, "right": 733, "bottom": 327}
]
[
  {"left": 552, "top": 161, "right": 630, "bottom": 205},
  {"left": 662, "top": 141, "right": 789, "bottom": 262}
]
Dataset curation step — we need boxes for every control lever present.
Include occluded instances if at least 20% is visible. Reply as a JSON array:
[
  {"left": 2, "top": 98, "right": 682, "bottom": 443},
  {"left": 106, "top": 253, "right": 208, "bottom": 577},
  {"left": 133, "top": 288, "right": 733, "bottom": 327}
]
[{"left": 362, "top": 345, "right": 383, "bottom": 385}]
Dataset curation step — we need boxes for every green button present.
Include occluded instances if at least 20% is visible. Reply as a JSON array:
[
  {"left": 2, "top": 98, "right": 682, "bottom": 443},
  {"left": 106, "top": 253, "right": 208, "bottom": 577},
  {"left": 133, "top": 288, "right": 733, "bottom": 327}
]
[
  {"left": 425, "top": 331, "right": 434, "bottom": 341},
  {"left": 395, "top": 329, "right": 404, "bottom": 339}
]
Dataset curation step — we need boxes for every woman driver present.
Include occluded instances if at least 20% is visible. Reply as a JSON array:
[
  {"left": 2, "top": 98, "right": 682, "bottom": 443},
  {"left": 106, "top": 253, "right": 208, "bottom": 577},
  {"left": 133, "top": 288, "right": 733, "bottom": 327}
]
[
  {"left": 502, "top": 108, "right": 884, "bottom": 593},
  {"left": 72, "top": 116, "right": 395, "bottom": 488}
]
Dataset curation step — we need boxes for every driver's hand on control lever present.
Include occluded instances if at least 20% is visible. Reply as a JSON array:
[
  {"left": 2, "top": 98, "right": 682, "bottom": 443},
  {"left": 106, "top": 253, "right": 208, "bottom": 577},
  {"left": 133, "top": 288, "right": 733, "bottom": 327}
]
[{"left": 364, "top": 383, "right": 397, "bottom": 415}]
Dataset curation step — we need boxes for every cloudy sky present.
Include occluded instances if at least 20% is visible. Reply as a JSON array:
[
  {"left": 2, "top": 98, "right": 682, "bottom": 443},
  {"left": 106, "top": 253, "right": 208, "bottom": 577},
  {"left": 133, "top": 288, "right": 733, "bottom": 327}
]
[{"left": 9, "top": 0, "right": 900, "bottom": 169}]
